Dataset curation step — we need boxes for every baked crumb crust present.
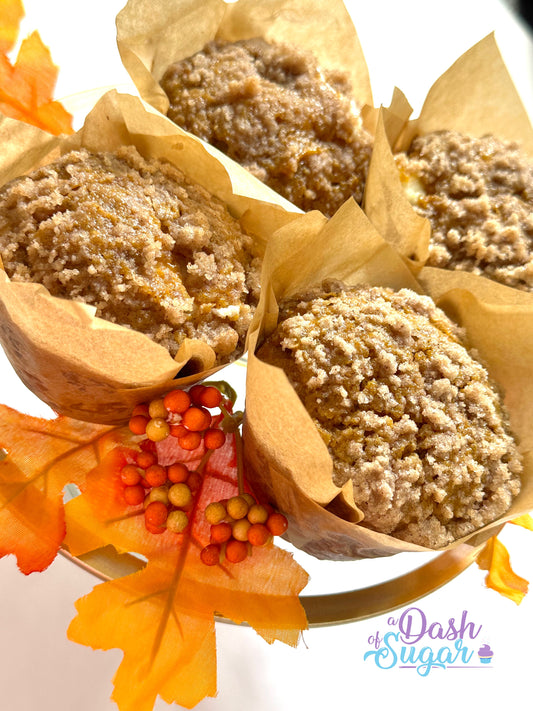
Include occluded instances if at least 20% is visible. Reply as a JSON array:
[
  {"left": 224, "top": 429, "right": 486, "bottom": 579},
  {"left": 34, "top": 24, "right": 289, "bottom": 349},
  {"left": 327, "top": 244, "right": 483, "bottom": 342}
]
[
  {"left": 0, "top": 146, "right": 260, "bottom": 363},
  {"left": 161, "top": 38, "right": 373, "bottom": 217},
  {"left": 396, "top": 130, "right": 533, "bottom": 291},
  {"left": 258, "top": 283, "right": 522, "bottom": 548}
]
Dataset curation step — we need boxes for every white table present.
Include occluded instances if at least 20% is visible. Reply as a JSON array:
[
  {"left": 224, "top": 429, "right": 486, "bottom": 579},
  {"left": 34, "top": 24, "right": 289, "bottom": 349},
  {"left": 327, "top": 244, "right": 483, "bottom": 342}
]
[{"left": 1, "top": 2, "right": 532, "bottom": 710}]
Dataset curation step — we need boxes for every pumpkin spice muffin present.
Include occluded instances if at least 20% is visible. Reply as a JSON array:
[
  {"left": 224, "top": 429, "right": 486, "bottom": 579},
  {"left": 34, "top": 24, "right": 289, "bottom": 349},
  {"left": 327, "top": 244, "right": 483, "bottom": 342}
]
[
  {"left": 258, "top": 282, "right": 522, "bottom": 549},
  {"left": 396, "top": 130, "right": 533, "bottom": 291},
  {"left": 160, "top": 38, "right": 373, "bottom": 217},
  {"left": 0, "top": 145, "right": 260, "bottom": 363}
]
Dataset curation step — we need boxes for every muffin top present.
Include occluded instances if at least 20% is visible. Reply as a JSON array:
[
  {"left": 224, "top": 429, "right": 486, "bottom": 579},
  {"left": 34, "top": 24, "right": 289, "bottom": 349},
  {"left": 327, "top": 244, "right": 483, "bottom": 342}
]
[
  {"left": 258, "top": 282, "right": 522, "bottom": 548},
  {"left": 0, "top": 145, "right": 260, "bottom": 363},
  {"left": 396, "top": 130, "right": 533, "bottom": 291},
  {"left": 161, "top": 38, "right": 373, "bottom": 217}
]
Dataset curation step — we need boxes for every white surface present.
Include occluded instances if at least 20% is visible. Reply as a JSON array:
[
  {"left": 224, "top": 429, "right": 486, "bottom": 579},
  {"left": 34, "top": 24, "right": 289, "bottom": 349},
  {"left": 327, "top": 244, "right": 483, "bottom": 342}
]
[{"left": 1, "top": 1, "right": 533, "bottom": 710}]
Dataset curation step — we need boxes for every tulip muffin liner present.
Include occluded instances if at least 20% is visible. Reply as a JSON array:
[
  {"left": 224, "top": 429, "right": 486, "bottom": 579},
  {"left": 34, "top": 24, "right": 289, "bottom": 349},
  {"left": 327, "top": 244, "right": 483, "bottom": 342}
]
[
  {"left": 364, "top": 33, "right": 533, "bottom": 273},
  {"left": 0, "top": 89, "right": 302, "bottom": 424},
  {"left": 242, "top": 197, "right": 533, "bottom": 561},
  {"left": 116, "top": 0, "right": 374, "bottom": 121}
]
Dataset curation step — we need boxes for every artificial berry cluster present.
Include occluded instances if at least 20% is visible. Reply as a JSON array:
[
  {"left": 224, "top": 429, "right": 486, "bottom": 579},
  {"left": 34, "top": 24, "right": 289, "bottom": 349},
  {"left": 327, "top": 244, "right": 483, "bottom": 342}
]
[
  {"left": 128, "top": 383, "right": 229, "bottom": 450},
  {"left": 121, "top": 383, "right": 231, "bottom": 536},
  {"left": 201, "top": 493, "right": 288, "bottom": 565},
  {"left": 120, "top": 382, "right": 289, "bottom": 565},
  {"left": 120, "top": 440, "right": 203, "bottom": 535}
]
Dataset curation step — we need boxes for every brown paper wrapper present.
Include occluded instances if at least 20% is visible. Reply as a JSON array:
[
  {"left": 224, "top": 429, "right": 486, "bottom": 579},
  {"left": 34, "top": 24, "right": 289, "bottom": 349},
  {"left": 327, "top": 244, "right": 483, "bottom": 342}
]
[
  {"left": 0, "top": 90, "right": 301, "bottom": 424},
  {"left": 243, "top": 198, "right": 533, "bottom": 560},
  {"left": 116, "top": 0, "right": 374, "bottom": 129},
  {"left": 364, "top": 33, "right": 533, "bottom": 271}
]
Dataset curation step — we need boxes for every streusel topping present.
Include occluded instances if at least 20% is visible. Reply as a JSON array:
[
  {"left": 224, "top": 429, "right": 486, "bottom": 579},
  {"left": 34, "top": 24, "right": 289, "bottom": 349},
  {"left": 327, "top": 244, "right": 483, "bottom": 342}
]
[{"left": 258, "top": 283, "right": 522, "bottom": 548}]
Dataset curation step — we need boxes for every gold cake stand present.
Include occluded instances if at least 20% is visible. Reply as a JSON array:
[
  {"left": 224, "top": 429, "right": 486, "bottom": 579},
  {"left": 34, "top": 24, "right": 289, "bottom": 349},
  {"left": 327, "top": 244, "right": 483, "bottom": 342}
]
[{"left": 60, "top": 541, "right": 482, "bottom": 627}]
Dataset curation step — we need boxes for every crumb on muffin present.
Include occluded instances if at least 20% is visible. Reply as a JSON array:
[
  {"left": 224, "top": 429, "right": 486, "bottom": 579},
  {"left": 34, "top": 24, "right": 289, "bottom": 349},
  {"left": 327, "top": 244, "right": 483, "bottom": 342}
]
[
  {"left": 396, "top": 129, "right": 533, "bottom": 291},
  {"left": 0, "top": 145, "right": 261, "bottom": 363},
  {"left": 258, "top": 282, "right": 522, "bottom": 548},
  {"left": 161, "top": 38, "right": 373, "bottom": 217}
]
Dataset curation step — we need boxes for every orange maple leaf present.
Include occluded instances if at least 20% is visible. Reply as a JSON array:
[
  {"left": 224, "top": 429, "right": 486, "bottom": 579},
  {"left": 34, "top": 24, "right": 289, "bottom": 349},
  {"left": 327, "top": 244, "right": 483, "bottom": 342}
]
[
  {"left": 0, "top": 405, "right": 119, "bottom": 573},
  {"left": 476, "top": 534, "right": 529, "bottom": 605},
  {"left": 64, "top": 434, "right": 309, "bottom": 710},
  {"left": 0, "top": 0, "right": 73, "bottom": 134},
  {"left": 0, "top": 0, "right": 24, "bottom": 54}
]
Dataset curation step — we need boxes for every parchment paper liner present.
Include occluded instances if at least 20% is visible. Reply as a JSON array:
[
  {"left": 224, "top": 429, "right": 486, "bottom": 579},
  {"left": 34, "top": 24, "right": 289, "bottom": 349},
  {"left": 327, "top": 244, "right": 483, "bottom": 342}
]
[
  {"left": 0, "top": 89, "right": 302, "bottom": 424},
  {"left": 364, "top": 32, "right": 533, "bottom": 271},
  {"left": 243, "top": 198, "right": 533, "bottom": 560},
  {"left": 115, "top": 0, "right": 376, "bottom": 139}
]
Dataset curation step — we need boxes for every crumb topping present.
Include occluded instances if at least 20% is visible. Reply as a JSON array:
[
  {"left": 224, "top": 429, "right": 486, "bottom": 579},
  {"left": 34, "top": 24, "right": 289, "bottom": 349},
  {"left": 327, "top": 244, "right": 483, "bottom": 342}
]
[
  {"left": 161, "top": 38, "right": 373, "bottom": 217},
  {"left": 258, "top": 283, "right": 522, "bottom": 548},
  {"left": 396, "top": 130, "right": 533, "bottom": 291},
  {"left": 0, "top": 146, "right": 260, "bottom": 362}
]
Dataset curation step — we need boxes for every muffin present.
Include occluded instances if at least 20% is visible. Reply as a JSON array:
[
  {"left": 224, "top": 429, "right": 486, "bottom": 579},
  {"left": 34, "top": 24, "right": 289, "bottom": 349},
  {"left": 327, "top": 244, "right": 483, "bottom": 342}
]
[
  {"left": 0, "top": 145, "right": 260, "bottom": 364},
  {"left": 395, "top": 130, "right": 533, "bottom": 291},
  {"left": 160, "top": 38, "right": 373, "bottom": 217},
  {"left": 257, "top": 281, "right": 522, "bottom": 549}
]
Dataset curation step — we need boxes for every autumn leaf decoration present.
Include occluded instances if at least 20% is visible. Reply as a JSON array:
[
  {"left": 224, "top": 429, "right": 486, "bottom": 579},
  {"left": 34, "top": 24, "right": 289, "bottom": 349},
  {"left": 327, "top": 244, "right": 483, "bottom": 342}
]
[
  {"left": 0, "top": 384, "right": 309, "bottom": 711},
  {"left": 475, "top": 514, "right": 533, "bottom": 605},
  {"left": 0, "top": 405, "right": 118, "bottom": 573},
  {"left": 0, "top": 0, "right": 73, "bottom": 134}
]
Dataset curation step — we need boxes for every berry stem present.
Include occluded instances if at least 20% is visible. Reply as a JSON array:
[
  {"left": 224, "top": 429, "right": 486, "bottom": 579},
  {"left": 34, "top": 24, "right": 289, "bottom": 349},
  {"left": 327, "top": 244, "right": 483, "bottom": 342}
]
[
  {"left": 234, "top": 428, "right": 245, "bottom": 496},
  {"left": 195, "top": 448, "right": 213, "bottom": 475}
]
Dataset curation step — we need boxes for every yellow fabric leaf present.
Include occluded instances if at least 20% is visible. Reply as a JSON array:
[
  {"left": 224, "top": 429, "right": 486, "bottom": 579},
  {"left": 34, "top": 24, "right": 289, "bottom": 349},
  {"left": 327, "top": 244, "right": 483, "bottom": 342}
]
[
  {"left": 511, "top": 513, "right": 533, "bottom": 530},
  {"left": 64, "top": 434, "right": 308, "bottom": 710},
  {"left": 0, "top": 0, "right": 24, "bottom": 54},
  {"left": 476, "top": 535, "right": 529, "bottom": 605},
  {"left": 68, "top": 563, "right": 217, "bottom": 711}
]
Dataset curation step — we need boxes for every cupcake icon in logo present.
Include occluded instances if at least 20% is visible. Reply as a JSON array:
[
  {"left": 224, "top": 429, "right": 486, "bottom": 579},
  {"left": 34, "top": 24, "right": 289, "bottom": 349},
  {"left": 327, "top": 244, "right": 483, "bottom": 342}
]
[{"left": 478, "top": 644, "right": 494, "bottom": 664}]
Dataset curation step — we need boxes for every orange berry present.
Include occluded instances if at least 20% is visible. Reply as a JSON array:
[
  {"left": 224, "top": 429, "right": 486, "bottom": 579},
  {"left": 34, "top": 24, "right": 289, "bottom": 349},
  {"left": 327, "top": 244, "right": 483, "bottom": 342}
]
[
  {"left": 205, "top": 501, "right": 227, "bottom": 525},
  {"left": 120, "top": 464, "right": 141, "bottom": 486},
  {"left": 247, "top": 523, "right": 271, "bottom": 547},
  {"left": 225, "top": 539, "right": 248, "bottom": 563},
  {"left": 145, "top": 417, "right": 170, "bottom": 442},
  {"left": 232, "top": 518, "right": 251, "bottom": 542},
  {"left": 210, "top": 521, "right": 232, "bottom": 544},
  {"left": 145, "top": 521, "right": 166, "bottom": 535},
  {"left": 203, "top": 428, "right": 225, "bottom": 450},
  {"left": 124, "top": 484, "right": 145, "bottom": 506},
  {"left": 167, "top": 462, "right": 190, "bottom": 483},
  {"left": 189, "top": 384, "right": 207, "bottom": 406},
  {"left": 137, "top": 450, "right": 157, "bottom": 469},
  {"left": 267, "top": 512, "right": 289, "bottom": 536},
  {"left": 129, "top": 415, "right": 149, "bottom": 436},
  {"left": 200, "top": 543, "right": 221, "bottom": 566},
  {"left": 144, "top": 501, "right": 168, "bottom": 529},
  {"left": 226, "top": 496, "right": 249, "bottom": 520},
  {"left": 168, "top": 483, "right": 192, "bottom": 508},
  {"left": 144, "top": 464, "right": 168, "bottom": 487},
  {"left": 169, "top": 423, "right": 188, "bottom": 438},
  {"left": 186, "top": 471, "right": 202, "bottom": 492},
  {"left": 178, "top": 431, "right": 202, "bottom": 451},
  {"left": 163, "top": 389, "right": 191, "bottom": 414},
  {"left": 166, "top": 509, "right": 189, "bottom": 533},
  {"left": 182, "top": 406, "right": 211, "bottom": 432},
  {"left": 198, "top": 386, "right": 223, "bottom": 409},
  {"left": 247, "top": 503, "right": 269, "bottom": 525},
  {"left": 132, "top": 403, "right": 150, "bottom": 417}
]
